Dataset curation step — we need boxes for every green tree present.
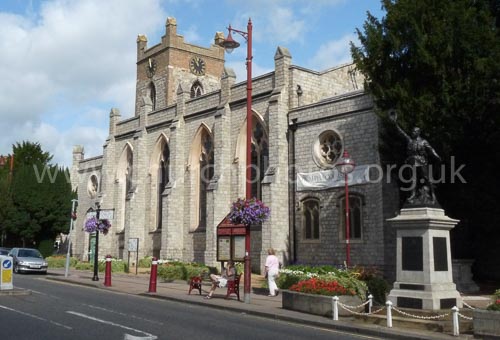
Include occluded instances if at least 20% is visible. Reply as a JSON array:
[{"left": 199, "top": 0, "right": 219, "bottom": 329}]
[
  {"left": 351, "top": 0, "right": 500, "bottom": 279},
  {"left": 3, "top": 141, "right": 74, "bottom": 247}
]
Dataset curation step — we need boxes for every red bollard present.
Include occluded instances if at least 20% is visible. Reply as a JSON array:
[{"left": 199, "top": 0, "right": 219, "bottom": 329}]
[
  {"left": 104, "top": 255, "right": 112, "bottom": 287},
  {"left": 148, "top": 257, "right": 158, "bottom": 293}
]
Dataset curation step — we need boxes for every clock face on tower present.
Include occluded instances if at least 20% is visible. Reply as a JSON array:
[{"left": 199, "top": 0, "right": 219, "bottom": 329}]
[
  {"left": 146, "top": 58, "right": 157, "bottom": 78},
  {"left": 190, "top": 56, "right": 206, "bottom": 76}
]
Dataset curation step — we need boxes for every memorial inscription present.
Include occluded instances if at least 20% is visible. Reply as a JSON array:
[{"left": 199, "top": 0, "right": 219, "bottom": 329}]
[{"left": 402, "top": 237, "right": 423, "bottom": 271}]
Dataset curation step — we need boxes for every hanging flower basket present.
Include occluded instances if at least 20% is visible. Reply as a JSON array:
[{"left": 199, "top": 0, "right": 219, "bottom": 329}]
[
  {"left": 228, "top": 197, "right": 270, "bottom": 225},
  {"left": 84, "top": 216, "right": 111, "bottom": 235}
]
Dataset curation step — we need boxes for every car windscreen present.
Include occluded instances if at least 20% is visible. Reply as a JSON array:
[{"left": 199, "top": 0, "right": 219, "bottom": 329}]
[{"left": 18, "top": 249, "right": 42, "bottom": 258}]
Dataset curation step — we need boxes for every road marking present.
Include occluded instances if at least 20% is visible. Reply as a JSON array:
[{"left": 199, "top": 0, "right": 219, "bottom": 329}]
[
  {"left": 82, "top": 304, "right": 163, "bottom": 325},
  {"left": 123, "top": 334, "right": 156, "bottom": 340},
  {"left": 30, "top": 288, "right": 63, "bottom": 300},
  {"left": 66, "top": 311, "right": 157, "bottom": 339},
  {"left": 0, "top": 304, "right": 72, "bottom": 330}
]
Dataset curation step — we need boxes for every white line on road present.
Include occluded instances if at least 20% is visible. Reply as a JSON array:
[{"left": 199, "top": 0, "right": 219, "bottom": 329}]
[
  {"left": 66, "top": 311, "right": 157, "bottom": 339},
  {"left": 0, "top": 304, "right": 72, "bottom": 330},
  {"left": 82, "top": 303, "right": 164, "bottom": 325}
]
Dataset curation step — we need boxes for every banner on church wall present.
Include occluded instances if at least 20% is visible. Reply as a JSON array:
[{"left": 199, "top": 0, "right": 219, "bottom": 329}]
[{"left": 296, "top": 165, "right": 374, "bottom": 191}]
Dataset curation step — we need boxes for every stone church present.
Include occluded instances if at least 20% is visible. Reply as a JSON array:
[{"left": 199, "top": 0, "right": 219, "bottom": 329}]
[{"left": 71, "top": 17, "right": 399, "bottom": 275}]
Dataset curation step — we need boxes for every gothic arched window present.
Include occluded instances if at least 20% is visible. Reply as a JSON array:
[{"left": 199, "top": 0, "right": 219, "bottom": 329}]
[
  {"left": 190, "top": 81, "right": 203, "bottom": 98},
  {"left": 125, "top": 150, "right": 133, "bottom": 194},
  {"left": 156, "top": 145, "right": 170, "bottom": 229},
  {"left": 149, "top": 82, "right": 156, "bottom": 110},
  {"left": 302, "top": 198, "right": 320, "bottom": 240},
  {"left": 251, "top": 120, "right": 269, "bottom": 200},
  {"left": 339, "top": 194, "right": 363, "bottom": 240},
  {"left": 198, "top": 131, "right": 214, "bottom": 229}
]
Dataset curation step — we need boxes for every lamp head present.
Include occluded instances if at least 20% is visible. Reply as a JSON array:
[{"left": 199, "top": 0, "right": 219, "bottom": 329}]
[
  {"left": 336, "top": 150, "right": 356, "bottom": 174},
  {"left": 220, "top": 28, "right": 240, "bottom": 54}
]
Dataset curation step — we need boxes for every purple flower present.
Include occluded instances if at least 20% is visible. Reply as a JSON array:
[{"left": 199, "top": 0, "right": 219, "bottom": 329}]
[
  {"left": 228, "top": 197, "right": 270, "bottom": 225},
  {"left": 84, "top": 216, "right": 111, "bottom": 235}
]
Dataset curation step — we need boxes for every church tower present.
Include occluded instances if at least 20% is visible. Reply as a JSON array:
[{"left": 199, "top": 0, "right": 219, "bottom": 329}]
[{"left": 134, "top": 17, "right": 225, "bottom": 115}]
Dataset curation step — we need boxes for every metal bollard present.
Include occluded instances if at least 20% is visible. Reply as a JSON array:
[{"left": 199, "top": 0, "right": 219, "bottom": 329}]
[
  {"left": 148, "top": 257, "right": 158, "bottom": 293},
  {"left": 452, "top": 306, "right": 459, "bottom": 336},
  {"left": 386, "top": 301, "right": 393, "bottom": 328},
  {"left": 104, "top": 255, "right": 112, "bottom": 287},
  {"left": 368, "top": 294, "right": 373, "bottom": 314},
  {"left": 332, "top": 296, "right": 339, "bottom": 321}
]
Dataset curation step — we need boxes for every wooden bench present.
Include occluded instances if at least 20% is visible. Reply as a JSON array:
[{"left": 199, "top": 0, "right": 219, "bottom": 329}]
[
  {"left": 225, "top": 273, "right": 241, "bottom": 301},
  {"left": 188, "top": 276, "right": 203, "bottom": 295}
]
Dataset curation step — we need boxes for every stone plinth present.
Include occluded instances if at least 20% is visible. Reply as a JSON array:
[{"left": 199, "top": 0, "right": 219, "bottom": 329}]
[
  {"left": 452, "top": 259, "right": 479, "bottom": 293},
  {"left": 387, "top": 207, "right": 462, "bottom": 310}
]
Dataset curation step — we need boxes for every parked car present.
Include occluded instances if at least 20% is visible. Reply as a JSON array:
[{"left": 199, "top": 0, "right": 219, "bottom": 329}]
[
  {"left": 0, "top": 247, "right": 11, "bottom": 256},
  {"left": 8, "top": 248, "right": 48, "bottom": 274}
]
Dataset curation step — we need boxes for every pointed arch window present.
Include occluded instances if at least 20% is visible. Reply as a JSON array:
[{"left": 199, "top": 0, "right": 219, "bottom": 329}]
[
  {"left": 339, "top": 195, "right": 363, "bottom": 240},
  {"left": 302, "top": 198, "right": 320, "bottom": 240},
  {"left": 156, "top": 144, "right": 170, "bottom": 230},
  {"left": 198, "top": 131, "right": 214, "bottom": 229},
  {"left": 251, "top": 120, "right": 269, "bottom": 200},
  {"left": 149, "top": 82, "right": 156, "bottom": 110},
  {"left": 125, "top": 150, "right": 133, "bottom": 194},
  {"left": 190, "top": 80, "right": 203, "bottom": 98}
]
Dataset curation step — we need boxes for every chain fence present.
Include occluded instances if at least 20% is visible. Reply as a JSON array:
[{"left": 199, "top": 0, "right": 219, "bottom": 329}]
[{"left": 331, "top": 296, "right": 479, "bottom": 337}]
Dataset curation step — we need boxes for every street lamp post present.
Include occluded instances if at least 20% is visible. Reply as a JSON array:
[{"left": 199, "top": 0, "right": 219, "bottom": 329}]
[
  {"left": 336, "top": 150, "right": 355, "bottom": 268},
  {"left": 92, "top": 202, "right": 101, "bottom": 281},
  {"left": 0, "top": 154, "right": 14, "bottom": 246},
  {"left": 0, "top": 154, "right": 14, "bottom": 181},
  {"left": 219, "top": 18, "right": 253, "bottom": 304},
  {"left": 65, "top": 199, "right": 78, "bottom": 278}
]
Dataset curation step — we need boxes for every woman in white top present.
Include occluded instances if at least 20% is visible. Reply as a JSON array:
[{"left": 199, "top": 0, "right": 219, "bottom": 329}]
[{"left": 265, "top": 248, "right": 280, "bottom": 297}]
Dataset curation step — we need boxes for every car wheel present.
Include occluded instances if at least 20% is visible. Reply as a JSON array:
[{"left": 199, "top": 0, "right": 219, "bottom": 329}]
[{"left": 14, "top": 264, "right": 19, "bottom": 274}]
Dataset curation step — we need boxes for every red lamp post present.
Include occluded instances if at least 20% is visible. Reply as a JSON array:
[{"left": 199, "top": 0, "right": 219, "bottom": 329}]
[
  {"left": 336, "top": 150, "right": 355, "bottom": 268},
  {"left": 219, "top": 18, "right": 253, "bottom": 304},
  {"left": 0, "top": 154, "right": 14, "bottom": 181}
]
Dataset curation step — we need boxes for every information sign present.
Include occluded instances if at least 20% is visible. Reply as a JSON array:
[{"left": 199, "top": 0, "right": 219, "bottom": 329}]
[{"left": 217, "top": 237, "right": 231, "bottom": 261}]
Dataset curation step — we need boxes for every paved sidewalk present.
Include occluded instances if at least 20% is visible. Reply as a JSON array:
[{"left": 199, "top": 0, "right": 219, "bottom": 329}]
[{"left": 40, "top": 268, "right": 477, "bottom": 340}]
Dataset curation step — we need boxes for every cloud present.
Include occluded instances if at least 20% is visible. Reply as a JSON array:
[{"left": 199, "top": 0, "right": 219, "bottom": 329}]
[
  {"left": 308, "top": 34, "right": 357, "bottom": 71},
  {"left": 0, "top": 0, "right": 166, "bottom": 165}
]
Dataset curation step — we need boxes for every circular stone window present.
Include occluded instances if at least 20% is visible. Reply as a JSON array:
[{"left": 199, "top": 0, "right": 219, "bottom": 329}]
[
  {"left": 87, "top": 175, "right": 99, "bottom": 198},
  {"left": 312, "top": 130, "right": 343, "bottom": 169}
]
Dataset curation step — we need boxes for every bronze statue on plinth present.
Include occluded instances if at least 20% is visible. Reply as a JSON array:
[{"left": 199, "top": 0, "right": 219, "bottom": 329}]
[{"left": 389, "top": 110, "right": 441, "bottom": 207}]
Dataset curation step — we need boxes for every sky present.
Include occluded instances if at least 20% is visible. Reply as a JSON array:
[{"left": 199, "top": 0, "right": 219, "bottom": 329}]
[{"left": 0, "top": 0, "right": 385, "bottom": 167}]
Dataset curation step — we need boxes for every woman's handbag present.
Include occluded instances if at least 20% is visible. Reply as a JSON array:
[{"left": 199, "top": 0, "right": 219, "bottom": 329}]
[{"left": 218, "top": 278, "right": 228, "bottom": 288}]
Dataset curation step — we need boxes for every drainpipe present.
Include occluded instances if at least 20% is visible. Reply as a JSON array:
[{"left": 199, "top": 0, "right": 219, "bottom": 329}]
[{"left": 288, "top": 118, "right": 298, "bottom": 263}]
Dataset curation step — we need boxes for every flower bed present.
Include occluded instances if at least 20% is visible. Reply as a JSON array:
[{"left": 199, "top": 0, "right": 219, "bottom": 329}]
[{"left": 289, "top": 277, "right": 356, "bottom": 296}]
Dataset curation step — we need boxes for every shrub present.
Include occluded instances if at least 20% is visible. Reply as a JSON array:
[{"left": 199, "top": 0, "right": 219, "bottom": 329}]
[
  {"left": 75, "top": 262, "right": 93, "bottom": 270},
  {"left": 276, "top": 272, "right": 304, "bottom": 289},
  {"left": 352, "top": 266, "right": 389, "bottom": 304},
  {"left": 98, "top": 258, "right": 127, "bottom": 273},
  {"left": 46, "top": 256, "right": 78, "bottom": 268},
  {"left": 487, "top": 289, "right": 500, "bottom": 312},
  {"left": 158, "top": 263, "right": 185, "bottom": 282},
  {"left": 234, "top": 262, "right": 244, "bottom": 276},
  {"left": 38, "top": 239, "right": 55, "bottom": 258},
  {"left": 138, "top": 256, "right": 153, "bottom": 268},
  {"left": 184, "top": 263, "right": 210, "bottom": 280}
]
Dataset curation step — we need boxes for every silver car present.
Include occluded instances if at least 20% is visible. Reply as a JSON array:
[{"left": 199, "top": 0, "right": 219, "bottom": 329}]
[{"left": 8, "top": 248, "right": 48, "bottom": 274}]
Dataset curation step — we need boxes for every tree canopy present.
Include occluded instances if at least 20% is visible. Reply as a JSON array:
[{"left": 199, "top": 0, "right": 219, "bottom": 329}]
[
  {"left": 0, "top": 141, "right": 74, "bottom": 247},
  {"left": 351, "top": 0, "right": 500, "bottom": 279}
]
